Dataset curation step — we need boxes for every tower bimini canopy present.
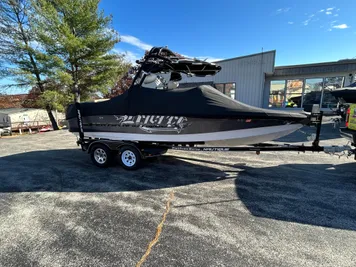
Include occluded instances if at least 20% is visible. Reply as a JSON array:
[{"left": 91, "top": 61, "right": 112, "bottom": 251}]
[{"left": 133, "top": 47, "right": 222, "bottom": 85}]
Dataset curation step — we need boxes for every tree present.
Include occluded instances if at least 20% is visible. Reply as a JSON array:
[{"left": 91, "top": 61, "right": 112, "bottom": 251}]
[
  {"left": 33, "top": 0, "right": 126, "bottom": 102},
  {"left": 0, "top": 0, "right": 60, "bottom": 129},
  {"left": 105, "top": 63, "right": 133, "bottom": 98},
  {"left": 23, "top": 80, "right": 72, "bottom": 112},
  {"left": 22, "top": 86, "right": 41, "bottom": 108}
]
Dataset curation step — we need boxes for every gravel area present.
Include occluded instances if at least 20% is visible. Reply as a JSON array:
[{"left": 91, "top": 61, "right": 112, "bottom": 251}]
[{"left": 0, "top": 122, "right": 355, "bottom": 267}]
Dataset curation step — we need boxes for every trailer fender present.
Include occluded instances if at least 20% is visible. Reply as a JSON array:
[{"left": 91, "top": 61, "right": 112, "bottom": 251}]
[{"left": 87, "top": 141, "right": 116, "bottom": 154}]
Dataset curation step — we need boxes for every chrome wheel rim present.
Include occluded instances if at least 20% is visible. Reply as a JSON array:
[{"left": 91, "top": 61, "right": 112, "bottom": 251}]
[
  {"left": 121, "top": 150, "right": 136, "bottom": 167},
  {"left": 94, "top": 148, "right": 107, "bottom": 164}
]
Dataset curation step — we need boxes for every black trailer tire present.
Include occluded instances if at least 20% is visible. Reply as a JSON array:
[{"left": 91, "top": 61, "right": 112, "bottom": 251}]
[
  {"left": 119, "top": 145, "right": 142, "bottom": 170},
  {"left": 90, "top": 144, "right": 113, "bottom": 168}
]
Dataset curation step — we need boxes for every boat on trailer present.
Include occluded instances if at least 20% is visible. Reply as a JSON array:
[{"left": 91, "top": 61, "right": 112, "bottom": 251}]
[
  {"left": 66, "top": 47, "right": 355, "bottom": 169},
  {"left": 66, "top": 47, "right": 309, "bottom": 147}
]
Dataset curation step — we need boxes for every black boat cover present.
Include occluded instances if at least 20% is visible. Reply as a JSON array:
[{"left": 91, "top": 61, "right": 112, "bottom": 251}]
[{"left": 66, "top": 85, "right": 308, "bottom": 121}]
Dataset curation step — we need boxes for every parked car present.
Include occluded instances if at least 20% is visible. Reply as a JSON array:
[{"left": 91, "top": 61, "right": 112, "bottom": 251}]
[
  {"left": 38, "top": 125, "right": 54, "bottom": 133},
  {"left": 340, "top": 104, "right": 356, "bottom": 145},
  {"left": 0, "top": 126, "right": 12, "bottom": 136},
  {"left": 331, "top": 83, "right": 356, "bottom": 145}
]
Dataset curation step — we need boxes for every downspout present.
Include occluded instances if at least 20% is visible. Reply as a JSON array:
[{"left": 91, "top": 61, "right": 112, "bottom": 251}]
[{"left": 259, "top": 48, "right": 264, "bottom": 108}]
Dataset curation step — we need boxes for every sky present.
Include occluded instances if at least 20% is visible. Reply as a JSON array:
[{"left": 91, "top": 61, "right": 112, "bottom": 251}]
[
  {"left": 2, "top": 0, "right": 356, "bottom": 94},
  {"left": 104, "top": 0, "right": 356, "bottom": 65}
]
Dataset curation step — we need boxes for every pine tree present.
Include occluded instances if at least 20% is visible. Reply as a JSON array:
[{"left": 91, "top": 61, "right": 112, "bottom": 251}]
[
  {"left": 105, "top": 63, "right": 132, "bottom": 98},
  {"left": 33, "top": 0, "right": 126, "bottom": 102},
  {"left": 0, "top": 0, "right": 60, "bottom": 129}
]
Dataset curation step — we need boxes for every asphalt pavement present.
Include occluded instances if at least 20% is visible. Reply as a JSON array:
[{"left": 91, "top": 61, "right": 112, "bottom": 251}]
[{"left": 0, "top": 122, "right": 355, "bottom": 267}]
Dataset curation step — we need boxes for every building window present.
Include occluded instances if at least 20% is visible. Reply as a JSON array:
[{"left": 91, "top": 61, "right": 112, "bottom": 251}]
[
  {"left": 270, "top": 76, "right": 344, "bottom": 110},
  {"left": 214, "top": 83, "right": 236, "bottom": 99},
  {"left": 225, "top": 83, "right": 236, "bottom": 99},
  {"left": 269, "top": 80, "right": 285, "bottom": 108},
  {"left": 215, "top": 84, "right": 224, "bottom": 94},
  {"left": 322, "top": 77, "right": 344, "bottom": 109},
  {"left": 285, "top": 79, "right": 303, "bottom": 108},
  {"left": 303, "top": 78, "right": 323, "bottom": 111}
]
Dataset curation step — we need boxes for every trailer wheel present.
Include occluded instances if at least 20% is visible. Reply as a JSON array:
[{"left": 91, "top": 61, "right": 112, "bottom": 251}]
[
  {"left": 119, "top": 146, "right": 142, "bottom": 170},
  {"left": 90, "top": 144, "right": 113, "bottom": 168}
]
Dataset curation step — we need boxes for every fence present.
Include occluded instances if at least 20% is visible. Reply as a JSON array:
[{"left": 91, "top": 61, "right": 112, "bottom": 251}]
[{"left": 10, "top": 119, "right": 67, "bottom": 134}]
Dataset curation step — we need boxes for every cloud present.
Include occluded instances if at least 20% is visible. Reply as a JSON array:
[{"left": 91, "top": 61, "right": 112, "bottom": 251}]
[
  {"left": 29, "top": 40, "right": 41, "bottom": 49},
  {"left": 112, "top": 48, "right": 141, "bottom": 64},
  {"left": 117, "top": 34, "right": 223, "bottom": 63},
  {"left": 104, "top": 27, "right": 119, "bottom": 36},
  {"left": 288, "top": 21, "right": 294, "bottom": 24},
  {"left": 196, "top": 56, "right": 224, "bottom": 62},
  {"left": 275, "top": 7, "right": 290, "bottom": 14},
  {"left": 184, "top": 52, "right": 226, "bottom": 62},
  {"left": 332, "top": 24, "right": 349, "bottom": 29},
  {"left": 122, "top": 51, "right": 141, "bottom": 64},
  {"left": 182, "top": 54, "right": 223, "bottom": 62},
  {"left": 112, "top": 45, "right": 223, "bottom": 64},
  {"left": 302, "top": 13, "right": 317, "bottom": 25},
  {"left": 334, "top": 14, "right": 339, "bottom": 17},
  {"left": 326, "top": 7, "right": 334, "bottom": 11},
  {"left": 319, "top": 9, "right": 325, "bottom": 12},
  {"left": 303, "top": 17, "right": 313, "bottom": 26},
  {"left": 326, "top": 11, "right": 332, "bottom": 15},
  {"left": 120, "top": 35, "right": 153, "bottom": 51}
]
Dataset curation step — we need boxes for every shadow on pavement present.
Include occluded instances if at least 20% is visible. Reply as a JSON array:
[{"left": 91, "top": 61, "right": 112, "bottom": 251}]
[
  {"left": 276, "top": 122, "right": 341, "bottom": 143},
  {"left": 1, "top": 148, "right": 356, "bottom": 231},
  {"left": 155, "top": 155, "right": 356, "bottom": 231},
  {"left": 236, "top": 162, "right": 356, "bottom": 231},
  {"left": 0, "top": 149, "right": 237, "bottom": 193}
]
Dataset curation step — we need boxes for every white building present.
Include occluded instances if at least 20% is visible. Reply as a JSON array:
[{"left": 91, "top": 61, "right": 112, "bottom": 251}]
[{"left": 0, "top": 108, "right": 65, "bottom": 133}]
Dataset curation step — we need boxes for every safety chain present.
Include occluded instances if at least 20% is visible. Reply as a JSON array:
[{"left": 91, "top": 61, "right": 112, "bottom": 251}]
[
  {"left": 297, "top": 128, "right": 316, "bottom": 141},
  {"left": 324, "top": 142, "right": 355, "bottom": 159}
]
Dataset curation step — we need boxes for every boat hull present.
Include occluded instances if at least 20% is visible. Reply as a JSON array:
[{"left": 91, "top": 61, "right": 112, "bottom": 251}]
[{"left": 68, "top": 115, "right": 303, "bottom": 146}]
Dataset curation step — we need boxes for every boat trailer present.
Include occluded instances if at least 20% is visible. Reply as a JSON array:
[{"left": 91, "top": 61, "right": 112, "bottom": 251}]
[{"left": 74, "top": 105, "right": 355, "bottom": 170}]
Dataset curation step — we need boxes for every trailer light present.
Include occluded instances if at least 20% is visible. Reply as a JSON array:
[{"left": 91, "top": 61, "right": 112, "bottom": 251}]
[{"left": 346, "top": 107, "right": 351, "bottom": 128}]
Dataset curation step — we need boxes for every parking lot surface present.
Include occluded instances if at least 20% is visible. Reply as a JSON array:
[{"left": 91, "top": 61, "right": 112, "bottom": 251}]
[{"left": 0, "top": 123, "right": 356, "bottom": 267}]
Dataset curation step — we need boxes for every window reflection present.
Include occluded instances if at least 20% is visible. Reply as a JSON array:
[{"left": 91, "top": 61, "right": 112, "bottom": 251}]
[
  {"left": 303, "top": 78, "right": 323, "bottom": 111},
  {"left": 214, "top": 84, "right": 224, "bottom": 94},
  {"left": 225, "top": 83, "right": 236, "bottom": 99},
  {"left": 269, "top": 76, "right": 345, "bottom": 110},
  {"left": 322, "top": 77, "right": 344, "bottom": 109},
  {"left": 214, "top": 83, "right": 236, "bottom": 99},
  {"left": 286, "top": 79, "right": 303, "bottom": 108},
  {"left": 269, "top": 80, "right": 285, "bottom": 108}
]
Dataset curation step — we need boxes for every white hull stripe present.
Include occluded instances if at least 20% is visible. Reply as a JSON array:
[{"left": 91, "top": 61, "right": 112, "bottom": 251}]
[{"left": 73, "top": 124, "right": 303, "bottom": 144}]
